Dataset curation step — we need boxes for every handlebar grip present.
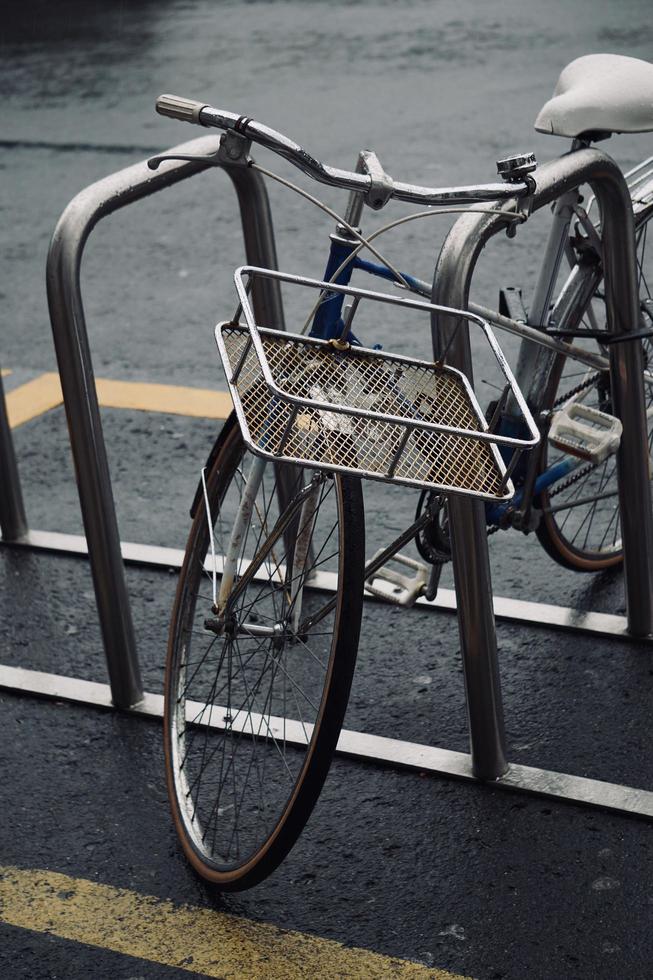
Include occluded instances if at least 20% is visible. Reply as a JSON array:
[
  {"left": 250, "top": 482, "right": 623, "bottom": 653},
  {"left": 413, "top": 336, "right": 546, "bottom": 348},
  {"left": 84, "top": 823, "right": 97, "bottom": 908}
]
[{"left": 155, "top": 94, "right": 207, "bottom": 124}]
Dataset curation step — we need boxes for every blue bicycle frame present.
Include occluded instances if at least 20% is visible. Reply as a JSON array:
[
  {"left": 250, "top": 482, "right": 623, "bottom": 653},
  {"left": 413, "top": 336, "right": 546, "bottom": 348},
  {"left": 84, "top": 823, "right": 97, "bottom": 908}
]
[{"left": 310, "top": 233, "right": 581, "bottom": 529}]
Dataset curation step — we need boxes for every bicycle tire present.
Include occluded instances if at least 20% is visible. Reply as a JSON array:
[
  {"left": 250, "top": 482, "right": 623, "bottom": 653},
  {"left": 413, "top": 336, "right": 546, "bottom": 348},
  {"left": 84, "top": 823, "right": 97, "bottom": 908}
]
[
  {"left": 164, "top": 412, "right": 365, "bottom": 890},
  {"left": 536, "top": 208, "right": 653, "bottom": 571}
]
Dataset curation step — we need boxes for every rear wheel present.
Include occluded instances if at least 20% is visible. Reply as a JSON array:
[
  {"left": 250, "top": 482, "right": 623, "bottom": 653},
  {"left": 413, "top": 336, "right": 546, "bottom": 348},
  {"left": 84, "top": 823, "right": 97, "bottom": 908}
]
[
  {"left": 537, "top": 210, "right": 653, "bottom": 570},
  {"left": 165, "top": 414, "right": 365, "bottom": 889}
]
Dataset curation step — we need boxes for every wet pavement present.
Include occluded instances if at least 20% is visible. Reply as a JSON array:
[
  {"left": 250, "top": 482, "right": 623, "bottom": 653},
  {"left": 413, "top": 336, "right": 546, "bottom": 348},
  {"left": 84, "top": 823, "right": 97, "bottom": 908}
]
[{"left": 2, "top": 1, "right": 653, "bottom": 977}]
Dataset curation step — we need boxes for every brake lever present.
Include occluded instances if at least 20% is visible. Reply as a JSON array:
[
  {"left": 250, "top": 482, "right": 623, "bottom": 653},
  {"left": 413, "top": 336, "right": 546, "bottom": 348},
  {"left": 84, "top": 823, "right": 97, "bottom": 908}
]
[
  {"left": 148, "top": 130, "right": 252, "bottom": 170},
  {"left": 147, "top": 152, "right": 220, "bottom": 169}
]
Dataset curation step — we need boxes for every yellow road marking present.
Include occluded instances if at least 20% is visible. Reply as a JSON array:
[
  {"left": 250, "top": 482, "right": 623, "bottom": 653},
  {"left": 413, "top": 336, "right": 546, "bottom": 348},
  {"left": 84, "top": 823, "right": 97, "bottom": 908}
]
[
  {"left": 5, "top": 372, "right": 232, "bottom": 428},
  {"left": 5, "top": 373, "right": 64, "bottom": 428},
  {"left": 1, "top": 368, "right": 11, "bottom": 376},
  {"left": 95, "top": 377, "right": 232, "bottom": 419},
  {"left": 0, "top": 866, "right": 470, "bottom": 980}
]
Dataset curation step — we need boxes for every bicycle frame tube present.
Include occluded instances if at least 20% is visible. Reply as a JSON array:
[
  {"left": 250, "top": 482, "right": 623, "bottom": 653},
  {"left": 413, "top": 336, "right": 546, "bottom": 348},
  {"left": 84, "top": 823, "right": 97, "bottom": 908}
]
[
  {"left": 352, "top": 257, "right": 429, "bottom": 296},
  {"left": 499, "top": 198, "right": 621, "bottom": 519},
  {"left": 486, "top": 457, "right": 579, "bottom": 525},
  {"left": 217, "top": 454, "right": 268, "bottom": 614},
  {"left": 218, "top": 470, "right": 321, "bottom": 620},
  {"left": 290, "top": 483, "right": 321, "bottom": 632},
  {"left": 521, "top": 259, "right": 604, "bottom": 410},
  {"left": 310, "top": 216, "right": 578, "bottom": 508},
  {"left": 492, "top": 252, "right": 606, "bottom": 523},
  {"left": 311, "top": 233, "right": 429, "bottom": 339},
  {"left": 306, "top": 179, "right": 617, "bottom": 529},
  {"left": 310, "top": 237, "right": 358, "bottom": 340},
  {"left": 507, "top": 187, "right": 581, "bottom": 416}
]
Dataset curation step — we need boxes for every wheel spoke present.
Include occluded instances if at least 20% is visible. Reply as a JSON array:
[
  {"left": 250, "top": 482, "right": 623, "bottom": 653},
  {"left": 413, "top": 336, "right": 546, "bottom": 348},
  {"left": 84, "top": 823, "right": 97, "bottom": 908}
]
[
  {"left": 539, "top": 205, "right": 653, "bottom": 568},
  {"left": 164, "top": 420, "right": 363, "bottom": 886}
]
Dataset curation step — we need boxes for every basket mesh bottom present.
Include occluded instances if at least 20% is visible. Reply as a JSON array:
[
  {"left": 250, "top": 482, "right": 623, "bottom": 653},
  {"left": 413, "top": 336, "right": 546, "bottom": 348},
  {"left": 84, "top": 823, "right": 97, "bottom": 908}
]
[{"left": 221, "top": 326, "right": 504, "bottom": 496}]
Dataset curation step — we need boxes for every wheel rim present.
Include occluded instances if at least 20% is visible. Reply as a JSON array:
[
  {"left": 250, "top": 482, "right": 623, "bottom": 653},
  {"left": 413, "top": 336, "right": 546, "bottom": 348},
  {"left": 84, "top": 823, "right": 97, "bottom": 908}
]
[{"left": 167, "top": 431, "right": 355, "bottom": 879}]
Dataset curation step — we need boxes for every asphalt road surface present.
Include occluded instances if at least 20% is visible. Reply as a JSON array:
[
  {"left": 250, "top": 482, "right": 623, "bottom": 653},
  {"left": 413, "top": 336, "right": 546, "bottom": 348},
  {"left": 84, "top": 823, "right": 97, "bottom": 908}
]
[{"left": 2, "top": 1, "right": 653, "bottom": 977}]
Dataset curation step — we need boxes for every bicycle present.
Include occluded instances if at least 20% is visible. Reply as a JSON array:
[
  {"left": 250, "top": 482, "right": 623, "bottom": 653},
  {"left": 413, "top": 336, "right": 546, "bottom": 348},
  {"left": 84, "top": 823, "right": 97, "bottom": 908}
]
[{"left": 152, "top": 52, "right": 653, "bottom": 890}]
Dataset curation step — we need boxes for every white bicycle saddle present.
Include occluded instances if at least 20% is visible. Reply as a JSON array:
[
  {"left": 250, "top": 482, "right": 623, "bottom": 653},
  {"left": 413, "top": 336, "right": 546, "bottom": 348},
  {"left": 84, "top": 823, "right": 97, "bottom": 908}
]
[{"left": 535, "top": 53, "right": 653, "bottom": 138}]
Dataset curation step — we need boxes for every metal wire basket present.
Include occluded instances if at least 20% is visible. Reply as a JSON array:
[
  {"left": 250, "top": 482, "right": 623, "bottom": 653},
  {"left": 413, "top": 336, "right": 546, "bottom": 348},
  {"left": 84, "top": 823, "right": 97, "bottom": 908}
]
[{"left": 215, "top": 267, "right": 539, "bottom": 501}]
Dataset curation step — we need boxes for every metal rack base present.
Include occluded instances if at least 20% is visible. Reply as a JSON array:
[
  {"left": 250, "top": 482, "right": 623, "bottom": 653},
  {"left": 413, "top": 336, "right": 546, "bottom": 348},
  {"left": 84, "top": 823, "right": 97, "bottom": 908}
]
[
  {"left": 1, "top": 530, "right": 648, "bottom": 644},
  {"left": 2, "top": 663, "right": 651, "bottom": 820}
]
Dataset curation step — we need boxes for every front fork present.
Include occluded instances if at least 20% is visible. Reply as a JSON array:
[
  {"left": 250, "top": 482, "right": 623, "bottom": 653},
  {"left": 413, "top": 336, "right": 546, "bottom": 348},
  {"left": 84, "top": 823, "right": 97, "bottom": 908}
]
[
  {"left": 217, "top": 455, "right": 268, "bottom": 616},
  {"left": 216, "top": 208, "right": 362, "bottom": 624},
  {"left": 216, "top": 455, "right": 321, "bottom": 631},
  {"left": 290, "top": 485, "right": 320, "bottom": 632}
]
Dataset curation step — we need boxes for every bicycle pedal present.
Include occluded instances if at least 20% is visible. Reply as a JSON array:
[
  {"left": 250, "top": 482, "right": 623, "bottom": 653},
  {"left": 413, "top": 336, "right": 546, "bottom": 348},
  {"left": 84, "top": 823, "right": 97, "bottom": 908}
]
[
  {"left": 548, "top": 402, "right": 622, "bottom": 463},
  {"left": 364, "top": 551, "right": 428, "bottom": 607}
]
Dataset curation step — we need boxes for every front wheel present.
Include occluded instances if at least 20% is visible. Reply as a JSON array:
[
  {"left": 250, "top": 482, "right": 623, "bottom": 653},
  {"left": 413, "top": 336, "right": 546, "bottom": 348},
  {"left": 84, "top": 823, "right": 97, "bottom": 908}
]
[{"left": 165, "top": 414, "right": 365, "bottom": 890}]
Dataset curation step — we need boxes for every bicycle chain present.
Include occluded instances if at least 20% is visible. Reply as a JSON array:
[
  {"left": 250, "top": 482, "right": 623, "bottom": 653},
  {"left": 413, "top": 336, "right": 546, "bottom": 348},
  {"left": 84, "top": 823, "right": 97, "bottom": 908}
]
[
  {"left": 547, "top": 461, "right": 597, "bottom": 499},
  {"left": 552, "top": 371, "right": 601, "bottom": 408},
  {"left": 548, "top": 372, "right": 603, "bottom": 496},
  {"left": 484, "top": 357, "right": 615, "bottom": 531},
  {"left": 483, "top": 463, "right": 596, "bottom": 540},
  {"left": 430, "top": 368, "right": 606, "bottom": 547}
]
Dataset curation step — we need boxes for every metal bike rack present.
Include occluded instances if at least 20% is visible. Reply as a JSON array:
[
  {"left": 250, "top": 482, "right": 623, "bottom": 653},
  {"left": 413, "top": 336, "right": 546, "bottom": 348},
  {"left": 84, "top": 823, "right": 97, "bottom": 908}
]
[
  {"left": 430, "top": 145, "right": 653, "bottom": 785},
  {"left": 0, "top": 370, "right": 28, "bottom": 542},
  {"left": 2, "top": 134, "right": 286, "bottom": 709},
  {"left": 2, "top": 140, "right": 653, "bottom": 818}
]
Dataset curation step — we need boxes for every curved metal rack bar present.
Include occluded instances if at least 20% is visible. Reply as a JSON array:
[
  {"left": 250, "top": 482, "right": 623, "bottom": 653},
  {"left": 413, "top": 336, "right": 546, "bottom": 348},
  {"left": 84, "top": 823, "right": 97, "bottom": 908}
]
[
  {"left": 431, "top": 145, "right": 653, "bottom": 782},
  {"left": 0, "top": 370, "right": 28, "bottom": 541},
  {"left": 43, "top": 134, "right": 285, "bottom": 708}
]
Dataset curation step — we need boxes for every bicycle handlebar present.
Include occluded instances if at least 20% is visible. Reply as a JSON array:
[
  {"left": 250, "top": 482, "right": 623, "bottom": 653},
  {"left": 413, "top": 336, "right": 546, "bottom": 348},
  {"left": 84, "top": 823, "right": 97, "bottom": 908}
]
[
  {"left": 155, "top": 94, "right": 532, "bottom": 207},
  {"left": 156, "top": 94, "right": 207, "bottom": 125}
]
